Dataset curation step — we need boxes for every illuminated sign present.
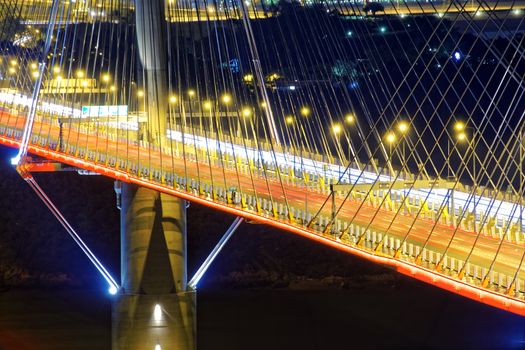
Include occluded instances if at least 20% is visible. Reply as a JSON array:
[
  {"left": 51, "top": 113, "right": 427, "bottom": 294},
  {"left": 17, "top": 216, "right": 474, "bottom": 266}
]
[{"left": 81, "top": 105, "right": 128, "bottom": 118}]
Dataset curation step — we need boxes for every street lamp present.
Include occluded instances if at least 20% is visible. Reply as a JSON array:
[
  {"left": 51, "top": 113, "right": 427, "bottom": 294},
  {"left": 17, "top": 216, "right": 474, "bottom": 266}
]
[
  {"left": 397, "top": 120, "right": 409, "bottom": 173},
  {"left": 385, "top": 132, "right": 396, "bottom": 180},
  {"left": 300, "top": 106, "right": 310, "bottom": 117},
  {"left": 221, "top": 93, "right": 232, "bottom": 105},
  {"left": 455, "top": 122, "right": 477, "bottom": 233},
  {"left": 345, "top": 113, "right": 355, "bottom": 125}
]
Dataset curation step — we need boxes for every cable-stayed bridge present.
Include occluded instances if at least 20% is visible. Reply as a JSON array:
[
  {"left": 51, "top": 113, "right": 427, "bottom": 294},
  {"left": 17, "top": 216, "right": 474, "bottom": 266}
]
[{"left": 1, "top": 0, "right": 524, "bottom": 348}]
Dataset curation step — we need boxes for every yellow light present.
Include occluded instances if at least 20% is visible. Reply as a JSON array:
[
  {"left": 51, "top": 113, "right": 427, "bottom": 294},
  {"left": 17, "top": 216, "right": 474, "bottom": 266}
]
[
  {"left": 188, "top": 89, "right": 196, "bottom": 98},
  {"left": 170, "top": 95, "right": 178, "bottom": 104},
  {"left": 454, "top": 121, "right": 465, "bottom": 132},
  {"left": 207, "top": 5, "right": 215, "bottom": 13},
  {"left": 285, "top": 115, "right": 294, "bottom": 125},
  {"left": 10, "top": 59, "right": 17, "bottom": 66},
  {"left": 31, "top": 71, "right": 39, "bottom": 78},
  {"left": 260, "top": 101, "right": 267, "bottom": 109},
  {"left": 8, "top": 67, "right": 16, "bottom": 74},
  {"left": 243, "top": 73, "right": 253, "bottom": 82},
  {"left": 300, "top": 106, "right": 310, "bottom": 117},
  {"left": 386, "top": 132, "right": 396, "bottom": 144},
  {"left": 268, "top": 73, "right": 280, "bottom": 81},
  {"left": 76, "top": 70, "right": 85, "bottom": 78},
  {"left": 457, "top": 132, "right": 467, "bottom": 141},
  {"left": 397, "top": 121, "right": 409, "bottom": 133},
  {"left": 53, "top": 66, "right": 61, "bottom": 74},
  {"left": 332, "top": 123, "right": 342, "bottom": 135},
  {"left": 345, "top": 114, "right": 355, "bottom": 124},
  {"left": 203, "top": 101, "right": 212, "bottom": 110},
  {"left": 110, "top": 85, "right": 116, "bottom": 92},
  {"left": 102, "top": 73, "right": 111, "bottom": 83},
  {"left": 81, "top": 80, "right": 88, "bottom": 87},
  {"left": 30, "top": 62, "right": 38, "bottom": 70},
  {"left": 242, "top": 107, "right": 252, "bottom": 117},
  {"left": 137, "top": 90, "right": 144, "bottom": 97},
  {"left": 221, "top": 93, "right": 232, "bottom": 104}
]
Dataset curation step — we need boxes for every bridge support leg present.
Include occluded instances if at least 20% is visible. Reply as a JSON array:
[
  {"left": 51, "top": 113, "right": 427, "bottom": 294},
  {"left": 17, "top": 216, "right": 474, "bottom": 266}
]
[{"left": 112, "top": 184, "right": 195, "bottom": 350}]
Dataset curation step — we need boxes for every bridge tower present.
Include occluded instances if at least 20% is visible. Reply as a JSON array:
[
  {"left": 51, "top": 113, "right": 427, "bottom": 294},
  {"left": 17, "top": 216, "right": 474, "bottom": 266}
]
[{"left": 112, "top": 0, "right": 195, "bottom": 349}]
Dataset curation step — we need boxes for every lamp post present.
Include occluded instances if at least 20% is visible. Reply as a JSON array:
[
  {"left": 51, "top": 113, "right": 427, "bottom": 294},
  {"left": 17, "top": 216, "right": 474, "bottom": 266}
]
[
  {"left": 332, "top": 123, "right": 343, "bottom": 179},
  {"left": 455, "top": 121, "right": 476, "bottom": 233},
  {"left": 221, "top": 93, "right": 232, "bottom": 138},
  {"left": 385, "top": 131, "right": 396, "bottom": 181},
  {"left": 397, "top": 120, "right": 409, "bottom": 175}
]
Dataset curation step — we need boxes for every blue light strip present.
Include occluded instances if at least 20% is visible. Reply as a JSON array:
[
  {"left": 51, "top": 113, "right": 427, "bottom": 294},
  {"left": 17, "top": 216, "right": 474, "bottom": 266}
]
[
  {"left": 24, "top": 176, "right": 119, "bottom": 294},
  {"left": 188, "top": 217, "right": 243, "bottom": 289}
]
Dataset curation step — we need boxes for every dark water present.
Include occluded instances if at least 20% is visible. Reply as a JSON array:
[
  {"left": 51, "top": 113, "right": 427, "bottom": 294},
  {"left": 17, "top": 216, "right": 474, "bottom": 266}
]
[{"left": 1, "top": 278, "right": 525, "bottom": 350}]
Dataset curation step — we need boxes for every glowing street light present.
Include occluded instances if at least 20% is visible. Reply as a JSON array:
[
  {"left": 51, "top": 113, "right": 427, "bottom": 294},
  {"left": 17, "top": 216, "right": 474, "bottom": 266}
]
[
  {"left": 454, "top": 121, "right": 465, "bottom": 132},
  {"left": 203, "top": 100, "right": 212, "bottom": 110},
  {"left": 76, "top": 70, "right": 85, "bottom": 78},
  {"left": 53, "top": 66, "right": 61, "bottom": 74},
  {"left": 137, "top": 89, "right": 144, "bottom": 98},
  {"left": 188, "top": 89, "right": 196, "bottom": 98},
  {"left": 102, "top": 73, "right": 111, "bottom": 83},
  {"left": 457, "top": 132, "right": 467, "bottom": 142},
  {"left": 300, "top": 106, "right": 310, "bottom": 117},
  {"left": 332, "top": 123, "right": 342, "bottom": 136},
  {"left": 30, "top": 62, "right": 38, "bottom": 70},
  {"left": 241, "top": 107, "right": 252, "bottom": 117},
  {"left": 170, "top": 95, "right": 178, "bottom": 104},
  {"left": 285, "top": 115, "right": 294, "bottom": 125},
  {"left": 345, "top": 113, "right": 355, "bottom": 124},
  {"left": 386, "top": 132, "right": 396, "bottom": 144},
  {"left": 397, "top": 121, "right": 409, "bottom": 133},
  {"left": 221, "top": 93, "right": 232, "bottom": 105},
  {"left": 31, "top": 71, "right": 39, "bottom": 79}
]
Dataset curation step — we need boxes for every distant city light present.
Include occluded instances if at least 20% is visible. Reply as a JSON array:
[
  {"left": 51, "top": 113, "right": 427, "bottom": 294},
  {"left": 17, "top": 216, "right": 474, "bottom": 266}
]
[
  {"left": 289, "top": 85, "right": 296, "bottom": 91},
  {"left": 109, "top": 285, "right": 118, "bottom": 295},
  {"left": 513, "top": 9, "right": 522, "bottom": 15},
  {"left": 379, "top": 26, "right": 387, "bottom": 33},
  {"left": 453, "top": 51, "right": 462, "bottom": 61},
  {"left": 346, "top": 30, "right": 353, "bottom": 37}
]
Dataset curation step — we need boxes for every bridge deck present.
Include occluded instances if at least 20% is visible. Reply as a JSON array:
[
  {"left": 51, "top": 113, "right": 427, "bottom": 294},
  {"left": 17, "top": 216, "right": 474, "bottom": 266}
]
[{"left": 2, "top": 110, "right": 525, "bottom": 315}]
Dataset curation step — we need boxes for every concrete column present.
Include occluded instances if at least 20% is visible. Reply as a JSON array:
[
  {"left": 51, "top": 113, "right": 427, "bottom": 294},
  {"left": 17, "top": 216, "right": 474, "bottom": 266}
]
[
  {"left": 135, "top": 0, "right": 168, "bottom": 145},
  {"left": 113, "top": 184, "right": 195, "bottom": 350}
]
